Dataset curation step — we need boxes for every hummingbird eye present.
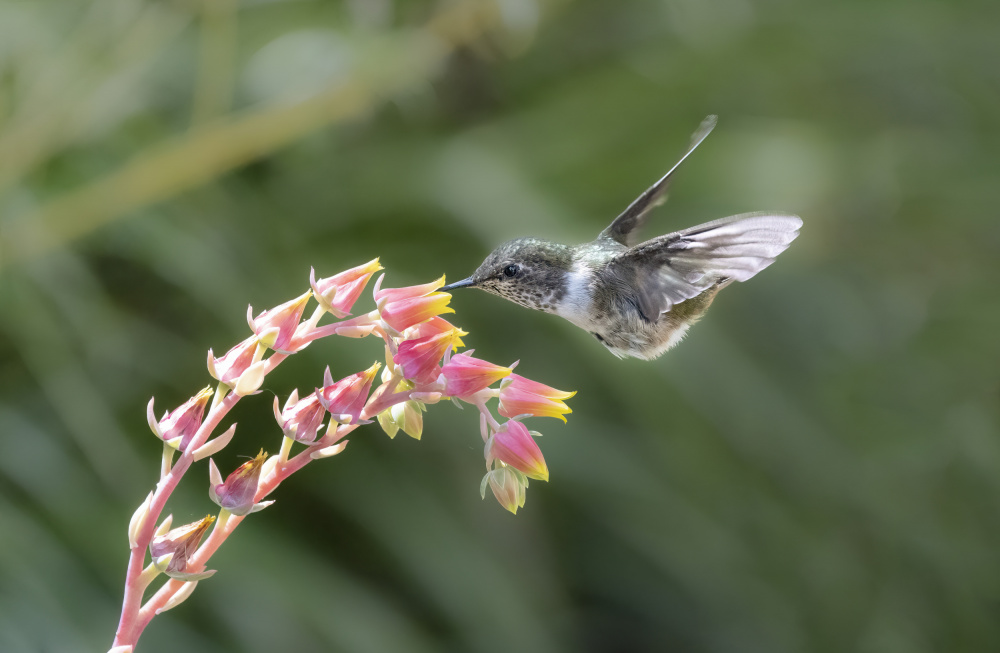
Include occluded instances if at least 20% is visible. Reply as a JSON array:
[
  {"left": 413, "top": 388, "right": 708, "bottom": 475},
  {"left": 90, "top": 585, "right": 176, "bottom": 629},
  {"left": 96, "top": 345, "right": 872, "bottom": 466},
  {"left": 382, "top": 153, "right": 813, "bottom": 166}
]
[{"left": 502, "top": 264, "right": 520, "bottom": 279}]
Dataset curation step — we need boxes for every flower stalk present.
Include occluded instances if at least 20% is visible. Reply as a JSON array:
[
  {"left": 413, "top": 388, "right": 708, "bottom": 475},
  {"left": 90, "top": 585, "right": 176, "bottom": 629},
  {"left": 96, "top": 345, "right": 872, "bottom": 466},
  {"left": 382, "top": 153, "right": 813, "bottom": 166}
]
[{"left": 110, "top": 262, "right": 576, "bottom": 651}]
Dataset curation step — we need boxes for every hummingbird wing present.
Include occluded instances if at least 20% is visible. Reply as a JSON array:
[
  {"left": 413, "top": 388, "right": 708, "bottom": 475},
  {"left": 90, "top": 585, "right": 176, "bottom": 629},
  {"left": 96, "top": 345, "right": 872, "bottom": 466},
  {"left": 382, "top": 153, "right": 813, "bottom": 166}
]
[
  {"left": 610, "top": 212, "right": 802, "bottom": 321},
  {"left": 599, "top": 115, "right": 718, "bottom": 247}
]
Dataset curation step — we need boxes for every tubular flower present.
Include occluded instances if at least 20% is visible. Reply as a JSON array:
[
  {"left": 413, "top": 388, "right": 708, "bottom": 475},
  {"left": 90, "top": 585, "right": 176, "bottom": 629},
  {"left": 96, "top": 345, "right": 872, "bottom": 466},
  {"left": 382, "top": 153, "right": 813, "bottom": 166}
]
[
  {"left": 402, "top": 316, "right": 467, "bottom": 344},
  {"left": 394, "top": 329, "right": 464, "bottom": 385},
  {"left": 207, "top": 335, "right": 257, "bottom": 385},
  {"left": 481, "top": 467, "right": 528, "bottom": 515},
  {"left": 274, "top": 389, "right": 327, "bottom": 444},
  {"left": 375, "top": 275, "right": 453, "bottom": 332},
  {"left": 209, "top": 450, "right": 273, "bottom": 516},
  {"left": 311, "top": 258, "right": 382, "bottom": 318},
  {"left": 442, "top": 352, "right": 513, "bottom": 400},
  {"left": 149, "top": 515, "right": 217, "bottom": 581},
  {"left": 247, "top": 290, "right": 312, "bottom": 353},
  {"left": 207, "top": 335, "right": 267, "bottom": 395},
  {"left": 487, "top": 420, "right": 549, "bottom": 481},
  {"left": 147, "top": 387, "right": 214, "bottom": 451},
  {"left": 498, "top": 374, "right": 576, "bottom": 422},
  {"left": 318, "top": 362, "right": 380, "bottom": 425}
]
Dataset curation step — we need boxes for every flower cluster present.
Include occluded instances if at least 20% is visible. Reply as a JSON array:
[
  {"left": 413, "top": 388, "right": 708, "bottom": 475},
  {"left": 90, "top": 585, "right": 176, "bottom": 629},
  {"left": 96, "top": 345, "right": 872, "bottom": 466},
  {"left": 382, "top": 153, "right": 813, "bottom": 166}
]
[
  {"left": 365, "top": 275, "right": 575, "bottom": 513},
  {"left": 114, "top": 258, "right": 576, "bottom": 651}
]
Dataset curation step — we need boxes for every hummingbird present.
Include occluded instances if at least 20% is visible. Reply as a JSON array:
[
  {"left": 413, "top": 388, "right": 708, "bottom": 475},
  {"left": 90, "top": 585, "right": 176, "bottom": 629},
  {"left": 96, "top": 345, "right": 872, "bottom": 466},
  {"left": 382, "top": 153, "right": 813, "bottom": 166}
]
[{"left": 441, "top": 116, "right": 802, "bottom": 360}]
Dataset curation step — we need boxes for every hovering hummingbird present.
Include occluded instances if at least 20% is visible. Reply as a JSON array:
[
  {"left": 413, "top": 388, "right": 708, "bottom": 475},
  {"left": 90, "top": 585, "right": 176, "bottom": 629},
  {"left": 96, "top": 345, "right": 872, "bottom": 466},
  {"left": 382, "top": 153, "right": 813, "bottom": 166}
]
[{"left": 441, "top": 116, "right": 802, "bottom": 360}]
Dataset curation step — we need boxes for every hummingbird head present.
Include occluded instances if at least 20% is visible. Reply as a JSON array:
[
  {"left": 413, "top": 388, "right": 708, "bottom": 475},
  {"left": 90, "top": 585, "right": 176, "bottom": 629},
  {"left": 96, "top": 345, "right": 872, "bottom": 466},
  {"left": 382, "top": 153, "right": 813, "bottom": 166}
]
[{"left": 441, "top": 237, "right": 574, "bottom": 313}]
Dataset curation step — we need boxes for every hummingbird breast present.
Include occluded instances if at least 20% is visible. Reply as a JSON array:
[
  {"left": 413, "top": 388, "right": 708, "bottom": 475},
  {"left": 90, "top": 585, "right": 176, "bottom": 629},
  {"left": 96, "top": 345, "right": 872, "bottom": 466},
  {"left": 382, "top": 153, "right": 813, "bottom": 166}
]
[{"left": 555, "top": 260, "right": 722, "bottom": 360}]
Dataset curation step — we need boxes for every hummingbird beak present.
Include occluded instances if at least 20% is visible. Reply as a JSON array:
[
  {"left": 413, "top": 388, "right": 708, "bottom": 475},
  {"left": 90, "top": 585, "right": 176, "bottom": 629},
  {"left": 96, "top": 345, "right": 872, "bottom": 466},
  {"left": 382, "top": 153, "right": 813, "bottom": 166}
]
[{"left": 441, "top": 276, "right": 476, "bottom": 291}]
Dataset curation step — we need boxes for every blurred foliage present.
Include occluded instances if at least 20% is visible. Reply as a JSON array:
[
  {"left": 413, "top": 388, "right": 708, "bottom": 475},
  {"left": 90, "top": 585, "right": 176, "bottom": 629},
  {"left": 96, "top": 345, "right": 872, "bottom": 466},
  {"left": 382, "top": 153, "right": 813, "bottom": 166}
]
[{"left": 1, "top": 0, "right": 999, "bottom": 651}]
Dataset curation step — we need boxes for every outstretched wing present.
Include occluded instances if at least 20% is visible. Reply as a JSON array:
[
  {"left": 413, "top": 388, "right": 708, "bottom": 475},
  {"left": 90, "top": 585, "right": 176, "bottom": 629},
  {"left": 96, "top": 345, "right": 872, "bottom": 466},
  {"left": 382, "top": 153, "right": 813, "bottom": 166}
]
[
  {"left": 609, "top": 212, "right": 803, "bottom": 321},
  {"left": 599, "top": 115, "right": 718, "bottom": 247}
]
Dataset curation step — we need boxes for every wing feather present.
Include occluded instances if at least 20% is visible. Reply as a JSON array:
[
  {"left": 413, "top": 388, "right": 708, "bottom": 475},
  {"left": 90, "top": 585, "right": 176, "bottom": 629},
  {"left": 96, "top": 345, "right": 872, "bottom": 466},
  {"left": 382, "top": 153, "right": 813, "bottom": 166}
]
[
  {"left": 599, "top": 116, "right": 718, "bottom": 246},
  {"left": 612, "top": 212, "right": 802, "bottom": 320}
]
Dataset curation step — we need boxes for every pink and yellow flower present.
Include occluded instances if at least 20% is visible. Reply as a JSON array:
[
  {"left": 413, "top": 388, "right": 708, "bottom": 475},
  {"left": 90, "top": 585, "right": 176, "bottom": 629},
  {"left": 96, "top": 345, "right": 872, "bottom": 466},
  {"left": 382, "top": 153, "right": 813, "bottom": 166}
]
[
  {"left": 147, "top": 386, "right": 214, "bottom": 450},
  {"left": 207, "top": 335, "right": 268, "bottom": 395},
  {"left": 274, "top": 389, "right": 327, "bottom": 444},
  {"left": 487, "top": 420, "right": 549, "bottom": 481},
  {"left": 209, "top": 450, "right": 272, "bottom": 516},
  {"left": 311, "top": 258, "right": 382, "bottom": 318},
  {"left": 375, "top": 275, "right": 454, "bottom": 332},
  {"left": 149, "top": 515, "right": 217, "bottom": 581},
  {"left": 247, "top": 290, "right": 312, "bottom": 353},
  {"left": 318, "top": 362, "right": 380, "bottom": 425},
  {"left": 394, "top": 329, "right": 464, "bottom": 385},
  {"left": 402, "top": 316, "right": 467, "bottom": 344},
  {"left": 442, "top": 352, "right": 513, "bottom": 399},
  {"left": 207, "top": 335, "right": 258, "bottom": 385},
  {"left": 498, "top": 374, "right": 576, "bottom": 422}
]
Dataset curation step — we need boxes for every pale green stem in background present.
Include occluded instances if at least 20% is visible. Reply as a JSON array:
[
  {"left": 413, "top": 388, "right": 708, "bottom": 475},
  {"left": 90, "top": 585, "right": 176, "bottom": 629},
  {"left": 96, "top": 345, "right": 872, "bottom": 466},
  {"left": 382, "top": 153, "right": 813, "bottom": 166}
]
[
  {"left": 191, "top": 0, "right": 238, "bottom": 125},
  {"left": 1, "top": 0, "right": 509, "bottom": 269}
]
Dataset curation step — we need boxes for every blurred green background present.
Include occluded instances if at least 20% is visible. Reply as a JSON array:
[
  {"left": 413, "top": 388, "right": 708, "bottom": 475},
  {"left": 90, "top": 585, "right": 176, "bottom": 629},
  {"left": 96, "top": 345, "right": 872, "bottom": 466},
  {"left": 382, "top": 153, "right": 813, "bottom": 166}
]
[{"left": 1, "top": 0, "right": 998, "bottom": 651}]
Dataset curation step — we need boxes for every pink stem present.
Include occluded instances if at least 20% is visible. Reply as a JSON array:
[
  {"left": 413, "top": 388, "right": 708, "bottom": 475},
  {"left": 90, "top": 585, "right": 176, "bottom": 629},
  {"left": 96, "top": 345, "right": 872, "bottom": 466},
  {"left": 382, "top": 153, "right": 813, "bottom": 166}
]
[
  {"left": 112, "top": 389, "right": 240, "bottom": 647},
  {"left": 476, "top": 401, "right": 502, "bottom": 434},
  {"left": 301, "top": 312, "right": 378, "bottom": 343},
  {"left": 113, "top": 312, "right": 379, "bottom": 649},
  {"left": 127, "top": 379, "right": 418, "bottom": 638}
]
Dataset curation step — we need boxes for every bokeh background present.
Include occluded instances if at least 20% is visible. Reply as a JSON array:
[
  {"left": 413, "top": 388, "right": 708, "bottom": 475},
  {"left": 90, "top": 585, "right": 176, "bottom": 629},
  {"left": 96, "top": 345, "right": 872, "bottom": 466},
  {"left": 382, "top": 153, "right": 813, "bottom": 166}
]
[{"left": 1, "top": 0, "right": 998, "bottom": 651}]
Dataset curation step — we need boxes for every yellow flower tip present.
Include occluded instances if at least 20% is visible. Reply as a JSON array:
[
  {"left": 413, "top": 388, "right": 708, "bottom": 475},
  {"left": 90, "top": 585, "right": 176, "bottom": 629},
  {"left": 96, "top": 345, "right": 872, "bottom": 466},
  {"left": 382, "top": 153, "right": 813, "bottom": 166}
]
[
  {"left": 194, "top": 386, "right": 215, "bottom": 403},
  {"left": 446, "top": 329, "right": 466, "bottom": 347},
  {"left": 287, "top": 290, "right": 313, "bottom": 308}
]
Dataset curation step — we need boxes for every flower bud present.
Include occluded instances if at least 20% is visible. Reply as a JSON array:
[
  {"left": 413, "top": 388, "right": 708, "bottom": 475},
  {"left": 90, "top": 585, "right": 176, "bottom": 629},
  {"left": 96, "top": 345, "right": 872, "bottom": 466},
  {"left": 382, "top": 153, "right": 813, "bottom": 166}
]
[
  {"left": 318, "top": 362, "right": 380, "bottom": 425},
  {"left": 394, "top": 329, "right": 463, "bottom": 385},
  {"left": 247, "top": 290, "right": 311, "bottom": 353},
  {"left": 377, "top": 408, "right": 400, "bottom": 439},
  {"left": 481, "top": 467, "right": 527, "bottom": 514},
  {"left": 147, "top": 387, "right": 214, "bottom": 451},
  {"left": 209, "top": 450, "right": 273, "bottom": 516},
  {"left": 498, "top": 374, "right": 576, "bottom": 422},
  {"left": 310, "top": 259, "right": 382, "bottom": 318},
  {"left": 402, "top": 316, "right": 467, "bottom": 344},
  {"left": 381, "top": 400, "right": 424, "bottom": 440},
  {"left": 442, "top": 352, "right": 513, "bottom": 399},
  {"left": 274, "top": 389, "right": 327, "bottom": 444},
  {"left": 374, "top": 275, "right": 454, "bottom": 332},
  {"left": 207, "top": 335, "right": 259, "bottom": 386},
  {"left": 149, "top": 515, "right": 217, "bottom": 581},
  {"left": 487, "top": 420, "right": 549, "bottom": 481}
]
